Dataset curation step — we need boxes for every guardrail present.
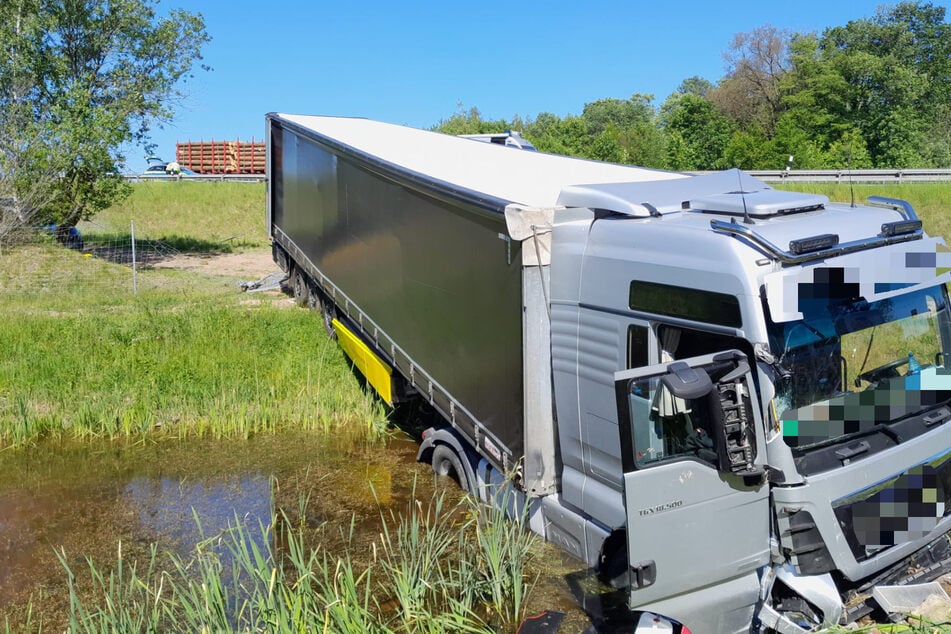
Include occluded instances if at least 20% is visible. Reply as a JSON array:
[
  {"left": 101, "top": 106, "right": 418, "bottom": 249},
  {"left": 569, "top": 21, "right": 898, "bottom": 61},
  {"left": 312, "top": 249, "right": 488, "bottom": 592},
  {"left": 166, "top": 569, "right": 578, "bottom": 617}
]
[
  {"left": 744, "top": 168, "right": 951, "bottom": 183},
  {"left": 122, "top": 168, "right": 951, "bottom": 184},
  {"left": 122, "top": 173, "right": 266, "bottom": 183}
]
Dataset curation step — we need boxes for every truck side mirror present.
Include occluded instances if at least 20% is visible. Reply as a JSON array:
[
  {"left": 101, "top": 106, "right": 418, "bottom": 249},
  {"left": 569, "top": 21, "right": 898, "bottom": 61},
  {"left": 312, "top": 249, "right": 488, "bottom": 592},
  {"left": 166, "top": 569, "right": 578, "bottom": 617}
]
[
  {"left": 660, "top": 362, "right": 713, "bottom": 400},
  {"left": 657, "top": 356, "right": 763, "bottom": 480}
]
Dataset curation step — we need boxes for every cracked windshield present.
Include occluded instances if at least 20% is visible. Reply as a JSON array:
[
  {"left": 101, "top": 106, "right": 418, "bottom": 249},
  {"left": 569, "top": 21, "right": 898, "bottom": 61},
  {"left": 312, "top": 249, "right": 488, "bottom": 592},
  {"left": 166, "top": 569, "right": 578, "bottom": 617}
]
[{"left": 771, "top": 285, "right": 951, "bottom": 448}]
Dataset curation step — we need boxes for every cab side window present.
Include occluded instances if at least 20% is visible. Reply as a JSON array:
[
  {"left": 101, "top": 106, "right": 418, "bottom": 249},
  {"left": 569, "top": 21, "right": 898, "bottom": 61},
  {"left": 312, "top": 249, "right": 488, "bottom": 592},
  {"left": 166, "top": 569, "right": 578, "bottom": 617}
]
[
  {"left": 632, "top": 325, "right": 753, "bottom": 468},
  {"left": 657, "top": 325, "right": 753, "bottom": 363}
]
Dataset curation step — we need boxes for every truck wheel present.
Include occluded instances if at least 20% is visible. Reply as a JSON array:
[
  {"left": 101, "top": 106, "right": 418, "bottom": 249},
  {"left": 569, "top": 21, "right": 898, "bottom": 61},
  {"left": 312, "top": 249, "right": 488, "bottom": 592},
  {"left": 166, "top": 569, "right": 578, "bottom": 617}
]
[
  {"left": 318, "top": 296, "right": 337, "bottom": 339},
  {"left": 306, "top": 284, "right": 320, "bottom": 311},
  {"left": 292, "top": 269, "right": 309, "bottom": 306},
  {"left": 432, "top": 444, "right": 470, "bottom": 493}
]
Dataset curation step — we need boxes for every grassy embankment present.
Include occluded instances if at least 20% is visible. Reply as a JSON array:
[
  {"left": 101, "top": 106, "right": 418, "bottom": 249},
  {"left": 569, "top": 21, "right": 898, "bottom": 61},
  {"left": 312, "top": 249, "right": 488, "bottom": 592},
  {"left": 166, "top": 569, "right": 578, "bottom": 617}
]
[
  {"left": 0, "top": 181, "right": 385, "bottom": 447},
  {"left": 83, "top": 180, "right": 270, "bottom": 250}
]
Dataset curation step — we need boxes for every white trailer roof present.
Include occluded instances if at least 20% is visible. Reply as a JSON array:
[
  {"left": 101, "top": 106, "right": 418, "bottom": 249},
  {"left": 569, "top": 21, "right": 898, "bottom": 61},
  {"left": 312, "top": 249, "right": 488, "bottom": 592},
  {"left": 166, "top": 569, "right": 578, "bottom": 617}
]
[{"left": 276, "top": 114, "right": 687, "bottom": 209}]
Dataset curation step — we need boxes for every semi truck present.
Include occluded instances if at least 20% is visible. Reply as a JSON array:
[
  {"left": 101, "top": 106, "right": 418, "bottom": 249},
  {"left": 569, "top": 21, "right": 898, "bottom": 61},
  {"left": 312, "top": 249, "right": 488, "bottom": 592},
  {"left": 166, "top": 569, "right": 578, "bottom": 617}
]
[{"left": 265, "top": 113, "right": 951, "bottom": 633}]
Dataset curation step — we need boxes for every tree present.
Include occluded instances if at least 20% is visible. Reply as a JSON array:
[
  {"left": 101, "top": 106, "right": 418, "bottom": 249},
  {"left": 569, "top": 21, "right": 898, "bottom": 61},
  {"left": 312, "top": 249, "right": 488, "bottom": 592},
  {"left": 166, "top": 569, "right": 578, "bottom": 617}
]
[
  {"left": 522, "top": 113, "right": 590, "bottom": 157},
  {"left": 710, "top": 25, "right": 792, "bottom": 135},
  {"left": 769, "top": 113, "right": 827, "bottom": 169},
  {"left": 433, "top": 104, "right": 518, "bottom": 136},
  {"left": 661, "top": 93, "right": 734, "bottom": 170},
  {"left": 0, "top": 0, "right": 209, "bottom": 230},
  {"left": 722, "top": 129, "right": 773, "bottom": 169},
  {"left": 675, "top": 76, "right": 715, "bottom": 98},
  {"left": 581, "top": 94, "right": 655, "bottom": 136},
  {"left": 577, "top": 94, "right": 668, "bottom": 167},
  {"left": 618, "top": 123, "right": 667, "bottom": 168},
  {"left": 824, "top": 129, "right": 873, "bottom": 169},
  {"left": 588, "top": 123, "right": 627, "bottom": 163},
  {"left": 782, "top": 1, "right": 950, "bottom": 167}
]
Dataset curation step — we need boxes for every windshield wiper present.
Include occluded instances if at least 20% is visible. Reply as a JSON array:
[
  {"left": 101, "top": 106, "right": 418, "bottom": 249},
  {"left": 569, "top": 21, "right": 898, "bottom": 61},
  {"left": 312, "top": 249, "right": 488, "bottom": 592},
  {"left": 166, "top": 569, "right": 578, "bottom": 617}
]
[{"left": 854, "top": 326, "right": 876, "bottom": 383}]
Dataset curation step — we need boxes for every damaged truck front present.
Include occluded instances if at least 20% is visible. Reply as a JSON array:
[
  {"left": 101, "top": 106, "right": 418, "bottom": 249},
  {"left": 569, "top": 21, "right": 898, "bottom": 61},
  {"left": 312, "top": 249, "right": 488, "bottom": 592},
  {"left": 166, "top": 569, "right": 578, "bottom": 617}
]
[
  {"left": 607, "top": 187, "right": 951, "bottom": 631},
  {"left": 265, "top": 114, "right": 951, "bottom": 632}
]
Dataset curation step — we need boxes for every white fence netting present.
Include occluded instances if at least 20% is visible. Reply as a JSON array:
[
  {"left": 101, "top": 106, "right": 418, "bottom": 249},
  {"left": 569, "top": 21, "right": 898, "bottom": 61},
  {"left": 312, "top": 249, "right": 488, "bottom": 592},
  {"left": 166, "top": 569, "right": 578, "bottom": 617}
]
[{"left": 0, "top": 222, "right": 194, "bottom": 298}]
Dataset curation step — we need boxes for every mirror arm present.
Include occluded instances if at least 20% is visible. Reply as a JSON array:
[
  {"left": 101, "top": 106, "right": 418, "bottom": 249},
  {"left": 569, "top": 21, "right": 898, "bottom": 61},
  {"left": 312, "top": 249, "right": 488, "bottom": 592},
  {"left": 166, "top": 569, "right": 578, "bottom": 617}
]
[{"left": 719, "top": 360, "right": 750, "bottom": 384}]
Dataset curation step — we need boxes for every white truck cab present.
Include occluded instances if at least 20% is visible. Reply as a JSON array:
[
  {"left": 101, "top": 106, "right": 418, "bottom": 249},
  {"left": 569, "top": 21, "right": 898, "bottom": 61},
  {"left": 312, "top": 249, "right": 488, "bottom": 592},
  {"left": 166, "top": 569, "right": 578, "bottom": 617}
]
[{"left": 266, "top": 114, "right": 951, "bottom": 632}]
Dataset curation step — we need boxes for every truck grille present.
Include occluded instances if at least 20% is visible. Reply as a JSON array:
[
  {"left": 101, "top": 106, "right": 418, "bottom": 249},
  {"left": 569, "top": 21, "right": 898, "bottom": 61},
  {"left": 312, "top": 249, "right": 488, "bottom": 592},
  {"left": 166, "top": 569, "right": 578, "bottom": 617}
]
[{"left": 833, "top": 451, "right": 951, "bottom": 561}]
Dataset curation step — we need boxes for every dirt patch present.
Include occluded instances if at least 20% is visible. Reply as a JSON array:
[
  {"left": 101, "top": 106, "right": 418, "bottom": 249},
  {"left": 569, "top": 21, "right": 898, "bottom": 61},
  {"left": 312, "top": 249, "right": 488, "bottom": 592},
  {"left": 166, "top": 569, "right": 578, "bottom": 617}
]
[{"left": 152, "top": 249, "right": 279, "bottom": 280}]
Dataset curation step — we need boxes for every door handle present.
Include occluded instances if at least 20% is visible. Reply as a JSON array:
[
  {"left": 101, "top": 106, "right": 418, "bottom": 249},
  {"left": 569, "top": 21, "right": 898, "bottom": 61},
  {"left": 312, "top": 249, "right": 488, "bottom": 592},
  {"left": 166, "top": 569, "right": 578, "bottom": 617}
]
[{"left": 630, "top": 560, "right": 656, "bottom": 589}]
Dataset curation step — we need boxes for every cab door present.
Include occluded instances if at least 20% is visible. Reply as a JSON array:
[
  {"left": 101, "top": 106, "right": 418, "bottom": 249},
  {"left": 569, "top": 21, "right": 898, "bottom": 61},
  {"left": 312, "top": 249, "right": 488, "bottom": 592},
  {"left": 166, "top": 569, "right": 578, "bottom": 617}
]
[{"left": 613, "top": 350, "right": 770, "bottom": 609}]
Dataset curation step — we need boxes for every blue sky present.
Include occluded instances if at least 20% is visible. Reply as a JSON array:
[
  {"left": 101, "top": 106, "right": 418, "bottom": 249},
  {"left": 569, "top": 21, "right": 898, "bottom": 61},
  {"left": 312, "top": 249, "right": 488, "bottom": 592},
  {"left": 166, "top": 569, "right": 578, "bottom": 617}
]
[{"left": 139, "top": 0, "right": 929, "bottom": 169}]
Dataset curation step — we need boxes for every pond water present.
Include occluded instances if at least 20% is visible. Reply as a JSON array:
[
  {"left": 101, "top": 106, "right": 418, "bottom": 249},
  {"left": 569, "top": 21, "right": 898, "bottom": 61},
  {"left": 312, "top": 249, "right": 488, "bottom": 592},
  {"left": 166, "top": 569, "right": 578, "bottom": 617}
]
[{"left": 0, "top": 430, "right": 625, "bottom": 632}]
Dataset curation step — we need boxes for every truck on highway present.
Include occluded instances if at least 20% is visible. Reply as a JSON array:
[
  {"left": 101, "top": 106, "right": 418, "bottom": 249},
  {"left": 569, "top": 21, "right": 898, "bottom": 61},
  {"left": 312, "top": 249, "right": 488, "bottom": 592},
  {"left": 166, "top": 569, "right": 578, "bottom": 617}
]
[{"left": 265, "top": 113, "right": 951, "bottom": 633}]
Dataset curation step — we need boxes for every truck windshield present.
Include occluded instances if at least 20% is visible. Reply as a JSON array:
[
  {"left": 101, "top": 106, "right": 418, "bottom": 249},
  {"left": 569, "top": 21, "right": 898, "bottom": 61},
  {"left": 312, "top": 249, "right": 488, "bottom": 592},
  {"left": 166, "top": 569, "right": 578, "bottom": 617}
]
[{"left": 768, "top": 285, "right": 951, "bottom": 450}]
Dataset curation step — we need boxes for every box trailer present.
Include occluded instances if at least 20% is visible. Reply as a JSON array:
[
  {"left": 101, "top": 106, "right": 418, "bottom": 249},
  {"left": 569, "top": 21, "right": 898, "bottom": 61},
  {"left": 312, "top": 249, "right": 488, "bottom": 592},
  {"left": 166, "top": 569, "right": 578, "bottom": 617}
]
[{"left": 266, "top": 113, "right": 951, "bottom": 632}]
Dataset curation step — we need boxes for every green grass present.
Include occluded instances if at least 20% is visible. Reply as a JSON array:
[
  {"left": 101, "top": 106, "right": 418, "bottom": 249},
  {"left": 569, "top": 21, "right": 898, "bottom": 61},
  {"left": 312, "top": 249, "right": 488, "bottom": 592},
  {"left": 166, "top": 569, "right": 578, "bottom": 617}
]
[
  {"left": 79, "top": 181, "right": 267, "bottom": 248},
  {"left": 0, "top": 241, "right": 384, "bottom": 448}
]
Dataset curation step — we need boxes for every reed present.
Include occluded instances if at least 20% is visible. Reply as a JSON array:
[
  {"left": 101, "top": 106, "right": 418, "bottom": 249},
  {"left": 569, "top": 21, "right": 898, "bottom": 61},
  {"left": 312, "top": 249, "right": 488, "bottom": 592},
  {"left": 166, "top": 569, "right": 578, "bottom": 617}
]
[{"left": 54, "top": 489, "right": 539, "bottom": 633}]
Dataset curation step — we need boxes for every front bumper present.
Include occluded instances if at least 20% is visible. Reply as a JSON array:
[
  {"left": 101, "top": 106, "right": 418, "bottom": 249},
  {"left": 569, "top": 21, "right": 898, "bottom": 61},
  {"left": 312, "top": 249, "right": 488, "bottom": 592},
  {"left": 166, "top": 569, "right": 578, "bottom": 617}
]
[{"left": 842, "top": 531, "right": 951, "bottom": 622}]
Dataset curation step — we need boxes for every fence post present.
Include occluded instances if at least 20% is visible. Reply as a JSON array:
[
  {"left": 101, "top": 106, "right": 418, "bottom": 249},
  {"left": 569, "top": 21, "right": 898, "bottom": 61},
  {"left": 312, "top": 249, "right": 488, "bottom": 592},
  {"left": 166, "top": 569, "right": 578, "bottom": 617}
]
[{"left": 131, "top": 219, "right": 137, "bottom": 297}]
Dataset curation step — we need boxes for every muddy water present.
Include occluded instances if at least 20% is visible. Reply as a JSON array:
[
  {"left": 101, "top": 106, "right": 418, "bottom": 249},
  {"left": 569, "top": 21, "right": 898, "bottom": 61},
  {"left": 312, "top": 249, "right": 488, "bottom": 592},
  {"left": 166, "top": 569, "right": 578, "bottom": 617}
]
[{"left": 0, "top": 431, "right": 616, "bottom": 632}]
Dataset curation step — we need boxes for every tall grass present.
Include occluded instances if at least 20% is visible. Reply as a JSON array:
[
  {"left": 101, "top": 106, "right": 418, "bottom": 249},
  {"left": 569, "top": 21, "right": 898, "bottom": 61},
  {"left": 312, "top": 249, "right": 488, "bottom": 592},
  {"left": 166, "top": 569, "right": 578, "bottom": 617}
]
[
  {"left": 54, "top": 489, "right": 537, "bottom": 633},
  {"left": 0, "top": 298, "right": 386, "bottom": 446},
  {"left": 0, "top": 242, "right": 385, "bottom": 447}
]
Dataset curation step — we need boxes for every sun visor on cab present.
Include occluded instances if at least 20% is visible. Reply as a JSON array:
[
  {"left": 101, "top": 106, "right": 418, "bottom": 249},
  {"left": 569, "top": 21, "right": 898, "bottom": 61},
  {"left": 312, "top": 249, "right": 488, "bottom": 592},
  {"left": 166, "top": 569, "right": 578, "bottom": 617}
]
[{"left": 764, "top": 237, "right": 951, "bottom": 322}]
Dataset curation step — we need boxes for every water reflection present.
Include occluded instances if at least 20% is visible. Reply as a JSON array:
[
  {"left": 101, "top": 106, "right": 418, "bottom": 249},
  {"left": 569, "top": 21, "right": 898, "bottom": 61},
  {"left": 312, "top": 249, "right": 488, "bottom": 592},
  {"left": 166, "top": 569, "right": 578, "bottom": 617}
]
[
  {"left": 0, "top": 433, "right": 619, "bottom": 632},
  {"left": 0, "top": 432, "right": 420, "bottom": 620},
  {"left": 124, "top": 473, "right": 272, "bottom": 562}
]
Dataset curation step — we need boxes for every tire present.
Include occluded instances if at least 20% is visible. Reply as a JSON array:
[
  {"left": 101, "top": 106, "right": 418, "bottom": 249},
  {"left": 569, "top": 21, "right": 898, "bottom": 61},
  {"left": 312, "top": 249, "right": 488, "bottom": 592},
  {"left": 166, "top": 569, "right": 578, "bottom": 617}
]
[
  {"left": 431, "top": 444, "right": 470, "bottom": 494},
  {"left": 319, "top": 296, "right": 337, "bottom": 339},
  {"left": 306, "top": 284, "right": 320, "bottom": 311},
  {"left": 292, "top": 268, "right": 309, "bottom": 306}
]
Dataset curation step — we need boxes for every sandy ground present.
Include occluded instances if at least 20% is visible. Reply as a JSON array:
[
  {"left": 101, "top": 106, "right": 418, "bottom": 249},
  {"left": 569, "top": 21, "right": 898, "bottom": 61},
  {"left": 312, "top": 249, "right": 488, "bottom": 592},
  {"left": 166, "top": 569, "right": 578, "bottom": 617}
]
[{"left": 152, "top": 248, "right": 280, "bottom": 281}]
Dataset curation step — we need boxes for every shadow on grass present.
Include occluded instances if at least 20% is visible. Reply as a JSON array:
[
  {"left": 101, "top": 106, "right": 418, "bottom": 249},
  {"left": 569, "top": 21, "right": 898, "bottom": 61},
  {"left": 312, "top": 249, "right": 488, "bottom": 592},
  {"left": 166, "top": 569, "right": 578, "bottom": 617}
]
[
  {"left": 84, "top": 232, "right": 239, "bottom": 254},
  {"left": 79, "top": 231, "right": 259, "bottom": 268}
]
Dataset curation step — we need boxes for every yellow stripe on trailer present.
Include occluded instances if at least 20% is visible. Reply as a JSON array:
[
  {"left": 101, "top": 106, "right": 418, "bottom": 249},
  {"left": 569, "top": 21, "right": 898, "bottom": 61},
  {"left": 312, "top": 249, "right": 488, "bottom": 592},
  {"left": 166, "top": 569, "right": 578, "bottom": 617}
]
[{"left": 332, "top": 318, "right": 394, "bottom": 405}]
